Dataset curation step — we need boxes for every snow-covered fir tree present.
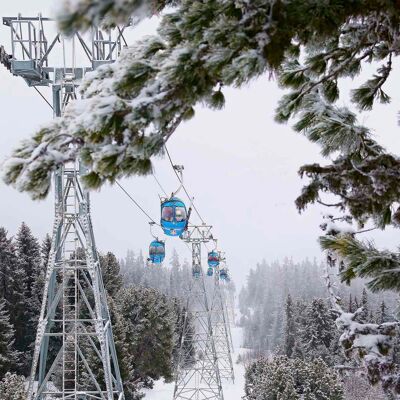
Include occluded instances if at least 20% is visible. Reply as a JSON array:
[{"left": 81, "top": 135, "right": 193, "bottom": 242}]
[
  {"left": 283, "top": 294, "right": 296, "bottom": 358},
  {"left": 13, "top": 222, "right": 41, "bottom": 371},
  {"left": 30, "top": 234, "right": 52, "bottom": 330},
  {"left": 116, "top": 286, "right": 175, "bottom": 386},
  {"left": 302, "top": 298, "right": 335, "bottom": 363},
  {"left": 0, "top": 372, "right": 25, "bottom": 400},
  {"left": 244, "top": 356, "right": 343, "bottom": 400},
  {"left": 100, "top": 251, "right": 123, "bottom": 296},
  {"left": 357, "top": 288, "right": 369, "bottom": 323},
  {"left": 15, "top": 222, "right": 41, "bottom": 300},
  {"left": 0, "top": 228, "right": 18, "bottom": 306},
  {"left": 376, "top": 300, "right": 391, "bottom": 324},
  {"left": 347, "top": 294, "right": 357, "bottom": 313},
  {"left": 0, "top": 298, "right": 19, "bottom": 379}
]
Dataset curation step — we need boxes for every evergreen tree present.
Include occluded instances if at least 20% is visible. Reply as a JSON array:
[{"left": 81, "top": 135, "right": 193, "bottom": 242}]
[
  {"left": 109, "top": 296, "right": 143, "bottom": 400},
  {"left": 278, "top": 377, "right": 299, "bottom": 400},
  {"left": 0, "top": 228, "right": 17, "bottom": 304},
  {"left": 7, "top": 266, "right": 26, "bottom": 371},
  {"left": 283, "top": 294, "right": 296, "bottom": 358},
  {"left": 31, "top": 234, "right": 52, "bottom": 325},
  {"left": 169, "top": 249, "right": 181, "bottom": 298},
  {"left": 40, "top": 233, "right": 52, "bottom": 268},
  {"left": 0, "top": 298, "right": 19, "bottom": 379},
  {"left": 100, "top": 251, "right": 123, "bottom": 297},
  {"left": 358, "top": 288, "right": 369, "bottom": 322},
  {"left": 15, "top": 222, "right": 41, "bottom": 300},
  {"left": 302, "top": 299, "right": 334, "bottom": 363},
  {"left": 115, "top": 286, "right": 175, "bottom": 387},
  {"left": 292, "top": 298, "right": 308, "bottom": 360},
  {"left": 245, "top": 356, "right": 343, "bottom": 400},
  {"left": 13, "top": 222, "right": 41, "bottom": 370},
  {"left": 0, "top": 373, "right": 25, "bottom": 400},
  {"left": 0, "top": 228, "right": 27, "bottom": 374},
  {"left": 377, "top": 300, "right": 390, "bottom": 324},
  {"left": 348, "top": 294, "right": 356, "bottom": 313},
  {"left": 291, "top": 339, "right": 304, "bottom": 360}
]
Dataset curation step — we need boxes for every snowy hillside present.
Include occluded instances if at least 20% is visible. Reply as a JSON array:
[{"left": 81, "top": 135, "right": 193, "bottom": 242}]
[{"left": 144, "top": 325, "right": 246, "bottom": 400}]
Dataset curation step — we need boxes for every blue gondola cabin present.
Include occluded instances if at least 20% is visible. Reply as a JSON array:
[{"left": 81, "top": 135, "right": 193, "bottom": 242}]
[
  {"left": 193, "top": 265, "right": 201, "bottom": 278},
  {"left": 208, "top": 251, "right": 220, "bottom": 268},
  {"left": 219, "top": 268, "right": 228, "bottom": 281},
  {"left": 160, "top": 197, "right": 187, "bottom": 236},
  {"left": 149, "top": 240, "right": 165, "bottom": 264}
]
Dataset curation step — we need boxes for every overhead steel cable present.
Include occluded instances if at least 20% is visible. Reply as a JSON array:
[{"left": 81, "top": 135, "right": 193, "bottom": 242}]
[
  {"left": 115, "top": 180, "right": 160, "bottom": 226},
  {"left": 164, "top": 145, "right": 206, "bottom": 225},
  {"left": 152, "top": 171, "right": 168, "bottom": 197},
  {"left": 33, "top": 87, "right": 54, "bottom": 110},
  {"left": 164, "top": 145, "right": 220, "bottom": 255}
]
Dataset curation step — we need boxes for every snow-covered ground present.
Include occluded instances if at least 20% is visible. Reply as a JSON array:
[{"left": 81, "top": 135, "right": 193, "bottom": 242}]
[{"left": 144, "top": 324, "right": 247, "bottom": 400}]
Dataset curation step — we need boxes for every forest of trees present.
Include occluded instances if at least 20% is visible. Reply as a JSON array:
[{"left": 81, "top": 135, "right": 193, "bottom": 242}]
[
  {"left": 1, "top": 223, "right": 397, "bottom": 399},
  {"left": 239, "top": 258, "right": 398, "bottom": 399},
  {"left": 239, "top": 258, "right": 397, "bottom": 355},
  {"left": 0, "top": 222, "right": 195, "bottom": 399}
]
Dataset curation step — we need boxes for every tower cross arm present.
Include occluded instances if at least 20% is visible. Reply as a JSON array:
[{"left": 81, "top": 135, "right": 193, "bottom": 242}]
[
  {"left": 181, "top": 224, "right": 213, "bottom": 243},
  {"left": 2, "top": 16, "right": 52, "bottom": 26}
]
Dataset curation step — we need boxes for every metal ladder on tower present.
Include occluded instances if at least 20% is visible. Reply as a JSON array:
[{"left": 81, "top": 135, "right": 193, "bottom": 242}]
[{"left": 62, "top": 167, "right": 79, "bottom": 397}]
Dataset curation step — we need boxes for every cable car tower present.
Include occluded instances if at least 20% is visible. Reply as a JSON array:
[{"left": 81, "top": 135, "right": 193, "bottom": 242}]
[
  {"left": 209, "top": 253, "right": 235, "bottom": 382},
  {"left": 2, "top": 15, "right": 127, "bottom": 399},
  {"left": 173, "top": 225, "right": 224, "bottom": 400},
  {"left": 220, "top": 263, "right": 235, "bottom": 352}
]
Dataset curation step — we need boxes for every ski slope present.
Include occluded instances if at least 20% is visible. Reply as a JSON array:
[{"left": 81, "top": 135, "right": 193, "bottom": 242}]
[{"left": 144, "top": 325, "right": 247, "bottom": 400}]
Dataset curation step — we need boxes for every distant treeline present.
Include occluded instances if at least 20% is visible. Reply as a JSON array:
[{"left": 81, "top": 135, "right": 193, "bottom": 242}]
[{"left": 239, "top": 257, "right": 398, "bottom": 354}]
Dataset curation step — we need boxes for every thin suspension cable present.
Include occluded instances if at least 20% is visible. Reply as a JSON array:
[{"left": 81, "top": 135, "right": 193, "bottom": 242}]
[
  {"left": 184, "top": 242, "right": 192, "bottom": 254},
  {"left": 152, "top": 171, "right": 168, "bottom": 197},
  {"left": 33, "top": 87, "right": 54, "bottom": 110},
  {"left": 164, "top": 145, "right": 220, "bottom": 254},
  {"left": 164, "top": 145, "right": 206, "bottom": 224},
  {"left": 115, "top": 180, "right": 159, "bottom": 225}
]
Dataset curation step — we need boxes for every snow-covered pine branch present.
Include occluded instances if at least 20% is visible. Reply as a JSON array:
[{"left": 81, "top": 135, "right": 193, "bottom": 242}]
[
  {"left": 3, "top": 1, "right": 274, "bottom": 198},
  {"left": 323, "top": 260, "right": 400, "bottom": 396},
  {"left": 322, "top": 234, "right": 400, "bottom": 292},
  {"left": 56, "top": 0, "right": 179, "bottom": 34},
  {"left": 3, "top": 1, "right": 400, "bottom": 198}
]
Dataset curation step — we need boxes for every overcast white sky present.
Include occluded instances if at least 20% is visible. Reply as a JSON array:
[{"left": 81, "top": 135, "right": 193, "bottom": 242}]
[{"left": 1, "top": 1, "right": 400, "bottom": 287}]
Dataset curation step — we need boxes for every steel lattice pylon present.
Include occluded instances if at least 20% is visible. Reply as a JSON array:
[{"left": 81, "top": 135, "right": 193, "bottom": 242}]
[
  {"left": 173, "top": 225, "right": 224, "bottom": 400},
  {"left": 2, "top": 15, "right": 127, "bottom": 400},
  {"left": 209, "top": 262, "right": 234, "bottom": 382},
  {"left": 221, "top": 281, "right": 235, "bottom": 356}
]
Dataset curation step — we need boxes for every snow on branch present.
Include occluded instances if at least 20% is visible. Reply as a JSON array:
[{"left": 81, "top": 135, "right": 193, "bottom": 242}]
[
  {"left": 3, "top": 1, "right": 275, "bottom": 198},
  {"left": 323, "top": 259, "right": 400, "bottom": 395},
  {"left": 56, "top": 0, "right": 179, "bottom": 34}
]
